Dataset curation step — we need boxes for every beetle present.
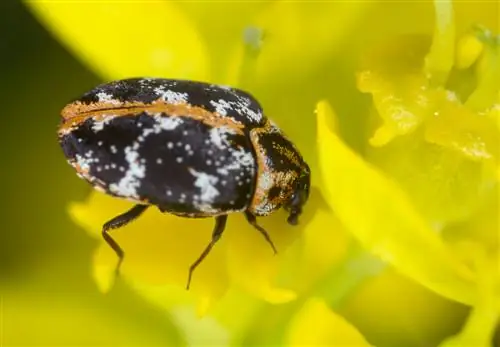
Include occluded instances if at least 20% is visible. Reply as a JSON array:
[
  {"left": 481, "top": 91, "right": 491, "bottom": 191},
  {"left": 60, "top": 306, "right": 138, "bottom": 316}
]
[{"left": 58, "top": 78, "right": 310, "bottom": 289}]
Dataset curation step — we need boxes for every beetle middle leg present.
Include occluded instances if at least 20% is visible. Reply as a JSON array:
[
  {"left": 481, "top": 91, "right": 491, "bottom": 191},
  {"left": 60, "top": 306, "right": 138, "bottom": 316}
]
[
  {"left": 186, "top": 215, "right": 227, "bottom": 290},
  {"left": 102, "top": 204, "right": 149, "bottom": 276},
  {"left": 244, "top": 211, "right": 278, "bottom": 255}
]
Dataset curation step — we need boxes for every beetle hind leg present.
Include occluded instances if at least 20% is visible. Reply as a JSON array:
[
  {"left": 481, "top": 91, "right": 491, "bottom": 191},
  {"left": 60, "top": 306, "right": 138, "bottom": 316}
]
[
  {"left": 244, "top": 211, "right": 278, "bottom": 255},
  {"left": 102, "top": 204, "right": 149, "bottom": 277}
]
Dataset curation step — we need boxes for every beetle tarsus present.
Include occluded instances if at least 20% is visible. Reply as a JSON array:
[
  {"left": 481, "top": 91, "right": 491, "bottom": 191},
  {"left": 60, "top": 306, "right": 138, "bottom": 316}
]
[{"left": 186, "top": 215, "right": 227, "bottom": 290}]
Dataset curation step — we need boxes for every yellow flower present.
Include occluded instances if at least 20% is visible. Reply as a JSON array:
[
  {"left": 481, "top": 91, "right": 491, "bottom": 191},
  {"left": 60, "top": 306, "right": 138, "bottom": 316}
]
[
  {"left": 285, "top": 298, "right": 373, "bottom": 346},
  {"left": 24, "top": 0, "right": 499, "bottom": 345},
  {"left": 26, "top": 0, "right": 362, "bottom": 313},
  {"left": 316, "top": 0, "right": 499, "bottom": 344}
]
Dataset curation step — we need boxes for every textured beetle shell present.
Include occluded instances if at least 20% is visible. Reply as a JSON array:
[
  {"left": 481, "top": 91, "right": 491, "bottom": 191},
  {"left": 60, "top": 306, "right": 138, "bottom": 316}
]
[
  {"left": 60, "top": 78, "right": 266, "bottom": 130},
  {"left": 248, "top": 122, "right": 306, "bottom": 216},
  {"left": 58, "top": 78, "right": 308, "bottom": 217}
]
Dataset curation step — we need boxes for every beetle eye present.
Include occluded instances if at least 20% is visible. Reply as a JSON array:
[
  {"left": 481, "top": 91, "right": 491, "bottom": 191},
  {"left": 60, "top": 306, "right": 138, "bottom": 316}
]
[
  {"left": 285, "top": 170, "right": 310, "bottom": 226},
  {"left": 286, "top": 191, "right": 304, "bottom": 225}
]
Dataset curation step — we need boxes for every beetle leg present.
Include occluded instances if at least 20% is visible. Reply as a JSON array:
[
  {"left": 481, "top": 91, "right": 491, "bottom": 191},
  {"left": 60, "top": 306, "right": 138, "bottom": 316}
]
[
  {"left": 244, "top": 211, "right": 278, "bottom": 255},
  {"left": 102, "top": 204, "right": 149, "bottom": 276},
  {"left": 186, "top": 215, "right": 227, "bottom": 290}
]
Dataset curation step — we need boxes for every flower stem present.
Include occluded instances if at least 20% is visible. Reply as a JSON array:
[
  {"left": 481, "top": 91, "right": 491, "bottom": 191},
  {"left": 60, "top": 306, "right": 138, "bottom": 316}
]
[{"left": 425, "top": 0, "right": 455, "bottom": 87}]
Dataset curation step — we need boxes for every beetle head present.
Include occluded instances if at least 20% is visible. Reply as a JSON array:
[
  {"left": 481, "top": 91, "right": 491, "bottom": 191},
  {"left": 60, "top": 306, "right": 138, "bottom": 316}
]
[{"left": 284, "top": 165, "right": 310, "bottom": 226}]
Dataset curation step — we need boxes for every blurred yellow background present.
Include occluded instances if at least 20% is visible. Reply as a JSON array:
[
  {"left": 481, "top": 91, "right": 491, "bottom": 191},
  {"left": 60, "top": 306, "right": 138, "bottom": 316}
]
[{"left": 1, "top": 0, "right": 498, "bottom": 346}]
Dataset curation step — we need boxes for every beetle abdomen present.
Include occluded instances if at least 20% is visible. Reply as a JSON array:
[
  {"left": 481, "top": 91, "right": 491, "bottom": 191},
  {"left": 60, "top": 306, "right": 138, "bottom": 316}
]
[{"left": 59, "top": 112, "right": 256, "bottom": 216}]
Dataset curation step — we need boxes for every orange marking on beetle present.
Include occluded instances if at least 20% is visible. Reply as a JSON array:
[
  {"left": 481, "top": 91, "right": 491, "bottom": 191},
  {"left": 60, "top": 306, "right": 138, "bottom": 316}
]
[
  {"left": 59, "top": 99, "right": 245, "bottom": 135},
  {"left": 248, "top": 126, "right": 271, "bottom": 215}
]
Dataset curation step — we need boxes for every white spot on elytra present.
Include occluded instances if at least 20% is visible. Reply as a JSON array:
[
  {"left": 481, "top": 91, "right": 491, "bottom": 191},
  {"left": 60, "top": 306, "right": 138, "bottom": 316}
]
[
  {"left": 91, "top": 115, "right": 116, "bottom": 132},
  {"left": 209, "top": 126, "right": 236, "bottom": 149},
  {"left": 189, "top": 168, "right": 220, "bottom": 204},
  {"left": 217, "top": 146, "right": 255, "bottom": 176},
  {"left": 75, "top": 154, "right": 91, "bottom": 172},
  {"left": 159, "top": 116, "right": 184, "bottom": 130},
  {"left": 108, "top": 145, "right": 145, "bottom": 199},
  {"left": 154, "top": 86, "right": 188, "bottom": 104},
  {"left": 179, "top": 193, "right": 186, "bottom": 203},
  {"left": 210, "top": 99, "right": 233, "bottom": 116},
  {"left": 156, "top": 158, "right": 163, "bottom": 164},
  {"left": 211, "top": 94, "right": 263, "bottom": 123},
  {"left": 96, "top": 92, "right": 120, "bottom": 104}
]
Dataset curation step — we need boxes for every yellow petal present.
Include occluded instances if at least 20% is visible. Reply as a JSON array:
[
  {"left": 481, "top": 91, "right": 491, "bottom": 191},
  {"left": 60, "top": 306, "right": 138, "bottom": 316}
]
[
  {"left": 286, "top": 298, "right": 372, "bottom": 346},
  {"left": 26, "top": 2, "right": 208, "bottom": 80},
  {"left": 69, "top": 192, "right": 228, "bottom": 303},
  {"left": 92, "top": 250, "right": 118, "bottom": 294},
  {"left": 357, "top": 36, "right": 433, "bottom": 146},
  {"left": 224, "top": 212, "right": 298, "bottom": 304},
  {"left": 467, "top": 42, "right": 500, "bottom": 111},
  {"left": 316, "top": 100, "right": 478, "bottom": 305},
  {"left": 439, "top": 247, "right": 499, "bottom": 347},
  {"left": 174, "top": 2, "right": 266, "bottom": 85},
  {"left": 368, "top": 132, "right": 491, "bottom": 226},
  {"left": 223, "top": 183, "right": 349, "bottom": 303},
  {"left": 250, "top": 1, "right": 369, "bottom": 87},
  {"left": 285, "top": 201, "right": 350, "bottom": 294},
  {"left": 456, "top": 34, "right": 484, "bottom": 70},
  {"left": 425, "top": 90, "right": 499, "bottom": 161}
]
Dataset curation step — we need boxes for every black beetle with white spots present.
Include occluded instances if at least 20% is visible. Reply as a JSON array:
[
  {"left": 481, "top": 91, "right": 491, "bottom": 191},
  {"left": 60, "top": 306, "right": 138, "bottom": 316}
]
[{"left": 58, "top": 78, "right": 310, "bottom": 289}]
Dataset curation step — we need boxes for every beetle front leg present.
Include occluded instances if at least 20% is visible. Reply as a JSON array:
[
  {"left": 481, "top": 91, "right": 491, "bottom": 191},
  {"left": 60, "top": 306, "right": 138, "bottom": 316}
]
[{"left": 244, "top": 211, "right": 278, "bottom": 255}]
